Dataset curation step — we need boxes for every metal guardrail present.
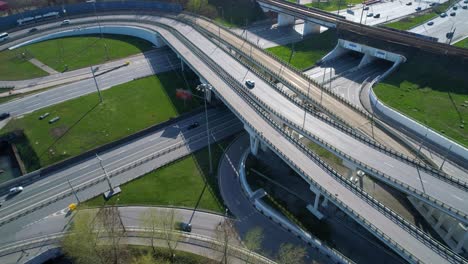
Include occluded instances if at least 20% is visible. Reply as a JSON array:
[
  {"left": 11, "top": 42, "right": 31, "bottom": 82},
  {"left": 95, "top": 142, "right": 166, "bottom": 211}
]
[
  {"left": 178, "top": 14, "right": 468, "bottom": 191},
  {"left": 185, "top": 21, "right": 468, "bottom": 224},
  {"left": 0, "top": 228, "right": 276, "bottom": 264},
  {"left": 152, "top": 20, "right": 464, "bottom": 263},
  {"left": 1, "top": 15, "right": 464, "bottom": 263},
  {"left": 0, "top": 131, "right": 212, "bottom": 227}
]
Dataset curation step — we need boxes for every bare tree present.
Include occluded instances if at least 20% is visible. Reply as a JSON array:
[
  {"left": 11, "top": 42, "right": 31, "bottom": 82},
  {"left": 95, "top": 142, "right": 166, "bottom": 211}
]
[
  {"left": 243, "top": 227, "right": 264, "bottom": 263},
  {"left": 141, "top": 208, "right": 159, "bottom": 255},
  {"left": 158, "top": 208, "right": 181, "bottom": 262},
  {"left": 216, "top": 218, "right": 239, "bottom": 264},
  {"left": 276, "top": 243, "right": 307, "bottom": 264},
  {"left": 97, "top": 206, "right": 128, "bottom": 264},
  {"left": 61, "top": 210, "right": 103, "bottom": 264}
]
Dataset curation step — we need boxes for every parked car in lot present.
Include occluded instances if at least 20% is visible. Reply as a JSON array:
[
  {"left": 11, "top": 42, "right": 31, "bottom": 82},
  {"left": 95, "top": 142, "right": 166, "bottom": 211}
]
[
  {"left": 450, "top": 12, "right": 456, "bottom": 16},
  {"left": 429, "top": 2, "right": 436, "bottom": 6},
  {"left": 187, "top": 122, "right": 199, "bottom": 130},
  {"left": 465, "top": 0, "right": 468, "bottom": 3},
  {"left": 415, "top": 7, "right": 422, "bottom": 11},
  {"left": 440, "top": 12, "right": 447, "bottom": 17},
  {"left": 9, "top": 186, "right": 23, "bottom": 195},
  {"left": 406, "top": 2, "right": 412, "bottom": 5},
  {"left": 39, "top": 112, "right": 50, "bottom": 120},
  {"left": 245, "top": 79, "right": 255, "bottom": 88},
  {"left": 373, "top": 13, "right": 381, "bottom": 18},
  {"left": 427, "top": 21, "right": 434, "bottom": 26},
  {"left": 363, "top": 6, "right": 370, "bottom": 10},
  {"left": 367, "top": 12, "right": 374, "bottom": 17},
  {"left": 0, "top": 112, "right": 10, "bottom": 121},
  {"left": 463, "top": 5, "right": 467, "bottom": 9}
]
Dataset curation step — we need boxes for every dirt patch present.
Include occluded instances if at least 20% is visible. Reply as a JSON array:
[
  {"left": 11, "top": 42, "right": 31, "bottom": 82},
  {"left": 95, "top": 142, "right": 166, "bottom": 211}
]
[{"left": 49, "top": 126, "right": 69, "bottom": 139}]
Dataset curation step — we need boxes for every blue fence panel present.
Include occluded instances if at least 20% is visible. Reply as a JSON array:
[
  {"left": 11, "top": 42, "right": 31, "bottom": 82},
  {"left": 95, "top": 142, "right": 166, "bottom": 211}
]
[{"left": 0, "top": 1, "right": 182, "bottom": 32}]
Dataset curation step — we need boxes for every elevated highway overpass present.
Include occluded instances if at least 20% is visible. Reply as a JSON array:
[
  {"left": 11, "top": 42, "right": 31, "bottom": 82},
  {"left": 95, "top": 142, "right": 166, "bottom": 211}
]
[
  {"left": 0, "top": 13, "right": 466, "bottom": 263},
  {"left": 256, "top": 0, "right": 468, "bottom": 57}
]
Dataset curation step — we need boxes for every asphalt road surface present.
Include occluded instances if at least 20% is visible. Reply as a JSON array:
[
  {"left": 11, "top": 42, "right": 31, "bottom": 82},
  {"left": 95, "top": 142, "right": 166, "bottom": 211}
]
[
  {"left": 410, "top": 0, "right": 468, "bottom": 43},
  {"left": 0, "top": 108, "right": 242, "bottom": 247}
]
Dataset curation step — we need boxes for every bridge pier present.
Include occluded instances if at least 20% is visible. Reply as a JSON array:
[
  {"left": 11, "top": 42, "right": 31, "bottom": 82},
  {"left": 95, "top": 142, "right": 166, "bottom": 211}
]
[
  {"left": 358, "top": 53, "right": 377, "bottom": 68},
  {"left": 307, "top": 185, "right": 324, "bottom": 220},
  {"left": 154, "top": 34, "right": 166, "bottom": 48},
  {"left": 456, "top": 231, "right": 468, "bottom": 253},
  {"left": 245, "top": 125, "right": 260, "bottom": 156},
  {"left": 302, "top": 22, "right": 320, "bottom": 35},
  {"left": 277, "top": 13, "right": 295, "bottom": 27}
]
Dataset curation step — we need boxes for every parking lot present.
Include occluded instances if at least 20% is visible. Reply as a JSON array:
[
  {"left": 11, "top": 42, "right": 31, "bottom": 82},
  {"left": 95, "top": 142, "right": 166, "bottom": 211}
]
[{"left": 410, "top": 0, "right": 468, "bottom": 43}]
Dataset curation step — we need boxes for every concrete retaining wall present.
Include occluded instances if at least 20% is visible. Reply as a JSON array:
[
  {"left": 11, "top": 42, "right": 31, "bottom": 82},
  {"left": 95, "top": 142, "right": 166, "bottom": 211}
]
[
  {"left": 369, "top": 88, "right": 468, "bottom": 167},
  {"left": 9, "top": 25, "right": 164, "bottom": 50}
]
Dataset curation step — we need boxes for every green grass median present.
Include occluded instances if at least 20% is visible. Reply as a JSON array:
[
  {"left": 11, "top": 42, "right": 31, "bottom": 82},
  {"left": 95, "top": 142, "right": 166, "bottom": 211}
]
[
  {"left": 374, "top": 53, "right": 468, "bottom": 147},
  {"left": 305, "top": 0, "right": 362, "bottom": 12},
  {"left": 266, "top": 29, "right": 337, "bottom": 70},
  {"left": 83, "top": 134, "right": 238, "bottom": 212},
  {"left": 454, "top": 38, "right": 468, "bottom": 49},
  {"left": 0, "top": 50, "right": 48, "bottom": 81},
  {"left": 18, "top": 34, "right": 153, "bottom": 72},
  {"left": 1, "top": 71, "right": 201, "bottom": 171}
]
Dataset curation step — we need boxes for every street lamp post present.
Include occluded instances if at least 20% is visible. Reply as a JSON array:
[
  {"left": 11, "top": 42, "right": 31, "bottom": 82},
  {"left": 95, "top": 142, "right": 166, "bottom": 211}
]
[
  {"left": 96, "top": 153, "right": 121, "bottom": 199},
  {"left": 91, "top": 66, "right": 103, "bottom": 103},
  {"left": 196, "top": 83, "right": 213, "bottom": 175},
  {"left": 66, "top": 177, "right": 80, "bottom": 203},
  {"left": 88, "top": 0, "right": 109, "bottom": 60},
  {"left": 302, "top": 81, "right": 311, "bottom": 129}
]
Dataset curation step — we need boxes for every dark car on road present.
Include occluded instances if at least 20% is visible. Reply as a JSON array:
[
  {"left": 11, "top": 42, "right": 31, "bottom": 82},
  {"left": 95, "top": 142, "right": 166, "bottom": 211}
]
[
  {"left": 440, "top": 12, "right": 447, "bottom": 17},
  {"left": 0, "top": 112, "right": 10, "bottom": 121},
  {"left": 450, "top": 12, "right": 456, "bottom": 16},
  {"left": 373, "top": 13, "right": 381, "bottom": 18},
  {"left": 415, "top": 7, "right": 422, "bottom": 11},
  {"left": 427, "top": 21, "right": 434, "bottom": 26},
  {"left": 406, "top": 2, "right": 412, "bottom": 5},
  {"left": 187, "top": 122, "right": 199, "bottom": 130},
  {"left": 463, "top": 5, "right": 467, "bottom": 9},
  {"left": 28, "top": 27, "right": 38, "bottom": 33}
]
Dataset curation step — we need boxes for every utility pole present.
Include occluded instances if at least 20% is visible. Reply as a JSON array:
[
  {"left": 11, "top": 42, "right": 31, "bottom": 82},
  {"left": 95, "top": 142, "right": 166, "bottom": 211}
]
[
  {"left": 197, "top": 84, "right": 213, "bottom": 175},
  {"left": 360, "top": 6, "right": 366, "bottom": 25},
  {"left": 320, "top": 67, "right": 326, "bottom": 105},
  {"left": 88, "top": 0, "right": 109, "bottom": 60},
  {"left": 96, "top": 153, "right": 121, "bottom": 199},
  {"left": 91, "top": 66, "right": 103, "bottom": 103}
]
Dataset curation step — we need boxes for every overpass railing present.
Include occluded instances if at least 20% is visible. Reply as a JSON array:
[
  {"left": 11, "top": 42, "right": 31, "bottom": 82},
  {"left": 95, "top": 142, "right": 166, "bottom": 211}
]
[
  {"left": 156, "top": 20, "right": 464, "bottom": 263},
  {"left": 177, "top": 13, "right": 468, "bottom": 191}
]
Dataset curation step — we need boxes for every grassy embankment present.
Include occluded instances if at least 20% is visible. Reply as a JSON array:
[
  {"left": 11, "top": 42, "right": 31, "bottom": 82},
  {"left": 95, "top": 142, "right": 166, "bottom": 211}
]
[{"left": 374, "top": 53, "right": 467, "bottom": 147}]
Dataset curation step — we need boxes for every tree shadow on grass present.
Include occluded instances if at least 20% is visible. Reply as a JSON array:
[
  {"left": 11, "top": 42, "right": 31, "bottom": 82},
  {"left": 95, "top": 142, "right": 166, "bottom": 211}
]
[{"left": 37, "top": 101, "right": 100, "bottom": 165}]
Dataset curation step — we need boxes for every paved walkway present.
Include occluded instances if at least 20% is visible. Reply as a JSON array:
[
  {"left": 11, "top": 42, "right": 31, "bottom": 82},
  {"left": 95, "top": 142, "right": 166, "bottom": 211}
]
[{"left": 28, "top": 58, "right": 59, "bottom": 75}]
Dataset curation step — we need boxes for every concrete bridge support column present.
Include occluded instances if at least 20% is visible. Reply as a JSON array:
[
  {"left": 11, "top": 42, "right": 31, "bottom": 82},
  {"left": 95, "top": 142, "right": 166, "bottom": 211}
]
[
  {"left": 245, "top": 125, "right": 260, "bottom": 156},
  {"left": 435, "top": 214, "right": 447, "bottom": 229},
  {"left": 302, "top": 22, "right": 321, "bottom": 35},
  {"left": 277, "top": 13, "right": 295, "bottom": 27},
  {"left": 154, "top": 35, "right": 166, "bottom": 48},
  {"left": 307, "top": 185, "right": 324, "bottom": 220},
  {"left": 358, "top": 53, "right": 377, "bottom": 68},
  {"left": 455, "top": 231, "right": 468, "bottom": 253}
]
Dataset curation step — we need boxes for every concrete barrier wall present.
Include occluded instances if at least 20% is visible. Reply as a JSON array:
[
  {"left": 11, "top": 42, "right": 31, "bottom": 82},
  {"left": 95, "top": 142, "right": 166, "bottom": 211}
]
[
  {"left": 369, "top": 88, "right": 468, "bottom": 164},
  {"left": 9, "top": 25, "right": 163, "bottom": 50},
  {"left": 0, "top": 1, "right": 182, "bottom": 32}
]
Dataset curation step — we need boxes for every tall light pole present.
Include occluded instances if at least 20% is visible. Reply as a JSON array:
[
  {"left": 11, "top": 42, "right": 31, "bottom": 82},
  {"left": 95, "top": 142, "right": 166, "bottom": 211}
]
[
  {"left": 96, "top": 153, "right": 121, "bottom": 199},
  {"left": 87, "top": 0, "right": 109, "bottom": 60},
  {"left": 91, "top": 66, "right": 103, "bottom": 103},
  {"left": 196, "top": 83, "right": 213, "bottom": 175},
  {"left": 302, "top": 81, "right": 311, "bottom": 129},
  {"left": 66, "top": 177, "right": 80, "bottom": 203}
]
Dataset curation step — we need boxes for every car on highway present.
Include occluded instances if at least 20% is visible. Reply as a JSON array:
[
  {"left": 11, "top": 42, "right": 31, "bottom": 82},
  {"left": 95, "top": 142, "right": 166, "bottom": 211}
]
[
  {"left": 0, "top": 112, "right": 10, "bottom": 121},
  {"left": 427, "top": 21, "right": 434, "bottom": 26},
  {"left": 450, "top": 12, "right": 456, "bottom": 16},
  {"left": 28, "top": 27, "right": 38, "bottom": 33},
  {"left": 9, "top": 186, "right": 23, "bottom": 195},
  {"left": 187, "top": 122, "right": 199, "bottom": 130},
  {"left": 367, "top": 12, "right": 374, "bottom": 17},
  {"left": 463, "top": 5, "right": 467, "bottom": 9},
  {"left": 61, "top": 19, "right": 71, "bottom": 26},
  {"left": 363, "top": 6, "right": 370, "bottom": 10},
  {"left": 453, "top": 6, "right": 458, "bottom": 10},
  {"left": 415, "top": 7, "right": 422, "bottom": 11},
  {"left": 440, "top": 12, "right": 447, "bottom": 17},
  {"left": 245, "top": 79, "right": 255, "bottom": 88},
  {"left": 429, "top": 3, "right": 436, "bottom": 6},
  {"left": 179, "top": 222, "right": 192, "bottom": 232},
  {"left": 373, "top": 13, "right": 381, "bottom": 18},
  {"left": 406, "top": 2, "right": 412, "bottom": 5}
]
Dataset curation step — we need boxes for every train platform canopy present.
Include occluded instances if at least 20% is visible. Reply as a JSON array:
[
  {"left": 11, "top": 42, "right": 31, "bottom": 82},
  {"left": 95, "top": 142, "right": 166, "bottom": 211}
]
[{"left": 0, "top": 1, "right": 9, "bottom": 11}]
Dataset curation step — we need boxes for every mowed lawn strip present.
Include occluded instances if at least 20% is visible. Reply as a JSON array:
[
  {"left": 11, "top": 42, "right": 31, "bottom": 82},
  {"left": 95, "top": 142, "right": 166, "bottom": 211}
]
[
  {"left": 20, "top": 34, "right": 153, "bottom": 72},
  {"left": 0, "top": 49, "right": 48, "bottom": 81},
  {"left": 305, "top": 0, "right": 362, "bottom": 11},
  {"left": 266, "top": 29, "right": 337, "bottom": 70},
  {"left": 374, "top": 53, "right": 468, "bottom": 147},
  {"left": 1, "top": 71, "right": 201, "bottom": 170},
  {"left": 454, "top": 37, "right": 468, "bottom": 49},
  {"left": 83, "top": 135, "right": 238, "bottom": 212}
]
